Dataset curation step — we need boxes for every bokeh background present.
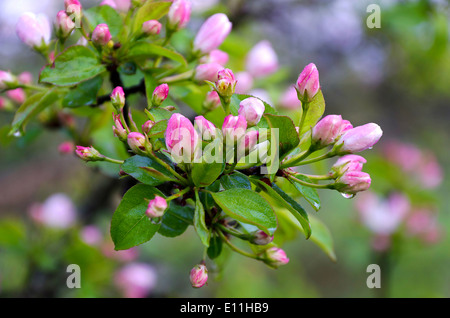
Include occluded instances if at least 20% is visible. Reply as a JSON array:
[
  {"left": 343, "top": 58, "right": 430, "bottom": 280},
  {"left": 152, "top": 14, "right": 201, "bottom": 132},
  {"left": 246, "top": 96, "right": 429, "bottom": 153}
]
[{"left": 0, "top": 0, "right": 449, "bottom": 297}]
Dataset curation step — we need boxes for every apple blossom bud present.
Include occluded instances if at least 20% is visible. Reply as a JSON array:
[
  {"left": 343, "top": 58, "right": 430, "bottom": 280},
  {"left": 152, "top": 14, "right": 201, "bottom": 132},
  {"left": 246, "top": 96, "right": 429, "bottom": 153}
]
[
  {"left": 193, "top": 13, "right": 232, "bottom": 54},
  {"left": 167, "top": 0, "right": 191, "bottom": 30},
  {"left": 295, "top": 63, "right": 320, "bottom": 103},
  {"left": 0, "top": 71, "right": 15, "bottom": 89},
  {"left": 75, "top": 145, "right": 103, "bottom": 161},
  {"left": 16, "top": 12, "right": 51, "bottom": 49},
  {"left": 100, "top": 0, "right": 117, "bottom": 9},
  {"left": 194, "top": 63, "right": 223, "bottom": 82},
  {"left": 199, "top": 49, "right": 229, "bottom": 66},
  {"left": 65, "top": 0, "right": 82, "bottom": 22},
  {"left": 264, "top": 247, "right": 289, "bottom": 268},
  {"left": 238, "top": 130, "right": 259, "bottom": 159},
  {"left": 238, "top": 97, "right": 265, "bottom": 127},
  {"left": 58, "top": 141, "right": 75, "bottom": 154},
  {"left": 335, "top": 170, "right": 371, "bottom": 195},
  {"left": 194, "top": 116, "right": 217, "bottom": 140},
  {"left": 334, "top": 123, "right": 383, "bottom": 154},
  {"left": 203, "top": 91, "right": 221, "bottom": 112},
  {"left": 216, "top": 68, "right": 236, "bottom": 98},
  {"left": 56, "top": 10, "right": 75, "bottom": 38},
  {"left": 190, "top": 264, "right": 208, "bottom": 288},
  {"left": 246, "top": 40, "right": 278, "bottom": 78},
  {"left": 331, "top": 154, "right": 367, "bottom": 175},
  {"left": 115, "top": 0, "right": 132, "bottom": 12},
  {"left": 146, "top": 196, "right": 167, "bottom": 218},
  {"left": 18, "top": 72, "right": 33, "bottom": 85},
  {"left": 222, "top": 115, "right": 247, "bottom": 143},
  {"left": 251, "top": 230, "right": 274, "bottom": 245},
  {"left": 6, "top": 88, "right": 26, "bottom": 104},
  {"left": 152, "top": 83, "right": 169, "bottom": 106},
  {"left": 127, "top": 132, "right": 148, "bottom": 154},
  {"left": 142, "top": 120, "right": 155, "bottom": 134},
  {"left": 111, "top": 86, "right": 125, "bottom": 111},
  {"left": 113, "top": 114, "right": 128, "bottom": 141},
  {"left": 165, "top": 113, "right": 198, "bottom": 161},
  {"left": 142, "top": 20, "right": 162, "bottom": 35},
  {"left": 92, "top": 24, "right": 112, "bottom": 46},
  {"left": 311, "top": 115, "right": 347, "bottom": 149},
  {"left": 234, "top": 72, "right": 253, "bottom": 94}
]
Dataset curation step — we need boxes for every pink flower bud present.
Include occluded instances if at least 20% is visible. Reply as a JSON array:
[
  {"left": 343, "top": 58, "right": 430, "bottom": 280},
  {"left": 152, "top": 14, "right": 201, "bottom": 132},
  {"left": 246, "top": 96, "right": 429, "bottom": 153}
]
[
  {"left": 334, "top": 123, "right": 383, "bottom": 154},
  {"left": 127, "top": 132, "right": 147, "bottom": 154},
  {"left": 115, "top": 263, "right": 157, "bottom": 298},
  {"left": 311, "top": 115, "right": 347, "bottom": 149},
  {"left": 92, "top": 23, "right": 112, "bottom": 46},
  {"left": 168, "top": 0, "right": 191, "bottom": 30},
  {"left": 279, "top": 86, "right": 301, "bottom": 110},
  {"left": 251, "top": 230, "right": 274, "bottom": 245},
  {"left": 114, "top": 0, "right": 132, "bottom": 13},
  {"left": 75, "top": 145, "right": 103, "bottom": 161},
  {"left": 65, "top": 0, "right": 82, "bottom": 22},
  {"left": 264, "top": 247, "right": 289, "bottom": 268},
  {"left": 193, "top": 13, "right": 232, "bottom": 54},
  {"left": 113, "top": 114, "right": 128, "bottom": 141},
  {"left": 100, "top": 0, "right": 117, "bottom": 9},
  {"left": 18, "top": 72, "right": 33, "bottom": 85},
  {"left": 234, "top": 71, "right": 254, "bottom": 94},
  {"left": 16, "top": 12, "right": 51, "bottom": 49},
  {"left": 56, "top": 10, "right": 75, "bottom": 38},
  {"left": 142, "top": 120, "right": 155, "bottom": 134},
  {"left": 194, "top": 116, "right": 217, "bottom": 140},
  {"left": 80, "top": 225, "right": 103, "bottom": 246},
  {"left": 146, "top": 196, "right": 167, "bottom": 218},
  {"left": 222, "top": 115, "right": 247, "bottom": 142},
  {"left": 238, "top": 97, "right": 265, "bottom": 126},
  {"left": 165, "top": 113, "right": 198, "bottom": 161},
  {"left": 238, "top": 130, "right": 259, "bottom": 159},
  {"left": 190, "top": 264, "right": 208, "bottom": 288},
  {"left": 194, "top": 63, "right": 223, "bottom": 82},
  {"left": 199, "top": 49, "right": 229, "bottom": 66},
  {"left": 111, "top": 86, "right": 125, "bottom": 110},
  {"left": 152, "top": 83, "right": 169, "bottom": 106},
  {"left": 142, "top": 20, "right": 162, "bottom": 35},
  {"left": 58, "top": 141, "right": 75, "bottom": 154},
  {"left": 331, "top": 154, "right": 367, "bottom": 175},
  {"left": 203, "top": 91, "right": 221, "bottom": 111},
  {"left": 295, "top": 63, "right": 320, "bottom": 103},
  {"left": 0, "top": 71, "right": 15, "bottom": 89},
  {"left": 246, "top": 40, "right": 278, "bottom": 78},
  {"left": 6, "top": 88, "right": 26, "bottom": 104},
  {"left": 216, "top": 68, "right": 236, "bottom": 98},
  {"left": 335, "top": 170, "right": 371, "bottom": 195}
]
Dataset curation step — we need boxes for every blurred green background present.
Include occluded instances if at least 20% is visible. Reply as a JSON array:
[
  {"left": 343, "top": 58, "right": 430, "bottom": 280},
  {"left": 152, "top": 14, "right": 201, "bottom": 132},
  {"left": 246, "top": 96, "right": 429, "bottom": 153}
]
[{"left": 0, "top": 0, "right": 449, "bottom": 297}]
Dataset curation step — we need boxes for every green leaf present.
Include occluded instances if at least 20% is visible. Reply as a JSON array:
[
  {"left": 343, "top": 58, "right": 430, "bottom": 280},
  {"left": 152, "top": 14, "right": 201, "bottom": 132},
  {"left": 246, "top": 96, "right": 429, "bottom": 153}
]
[
  {"left": 211, "top": 189, "right": 277, "bottom": 235},
  {"left": 191, "top": 138, "right": 225, "bottom": 187},
  {"left": 0, "top": 219, "right": 26, "bottom": 247},
  {"left": 40, "top": 46, "right": 106, "bottom": 86},
  {"left": 220, "top": 171, "right": 251, "bottom": 190},
  {"left": 207, "top": 234, "right": 223, "bottom": 259},
  {"left": 158, "top": 202, "right": 194, "bottom": 237},
  {"left": 290, "top": 175, "right": 321, "bottom": 211},
  {"left": 62, "top": 76, "right": 103, "bottom": 108},
  {"left": 300, "top": 90, "right": 325, "bottom": 136},
  {"left": 147, "top": 120, "right": 167, "bottom": 140},
  {"left": 122, "top": 155, "right": 173, "bottom": 185},
  {"left": 194, "top": 190, "right": 210, "bottom": 247},
  {"left": 132, "top": 1, "right": 172, "bottom": 33},
  {"left": 111, "top": 184, "right": 163, "bottom": 250},
  {"left": 250, "top": 178, "right": 311, "bottom": 239},
  {"left": 229, "top": 94, "right": 278, "bottom": 116},
  {"left": 84, "top": 5, "right": 123, "bottom": 37},
  {"left": 127, "top": 42, "right": 187, "bottom": 66},
  {"left": 9, "top": 88, "right": 60, "bottom": 136}
]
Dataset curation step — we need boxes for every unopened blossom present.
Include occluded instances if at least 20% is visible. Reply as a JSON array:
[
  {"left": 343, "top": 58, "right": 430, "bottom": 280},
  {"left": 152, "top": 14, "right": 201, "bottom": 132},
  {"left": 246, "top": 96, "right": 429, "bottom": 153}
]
[
  {"left": 234, "top": 72, "right": 254, "bottom": 94},
  {"left": 194, "top": 116, "right": 217, "bottom": 140},
  {"left": 92, "top": 24, "right": 112, "bottom": 46},
  {"left": 222, "top": 114, "right": 247, "bottom": 142},
  {"left": 279, "top": 86, "right": 302, "bottom": 110},
  {"left": 16, "top": 12, "right": 51, "bottom": 49},
  {"left": 75, "top": 146, "right": 103, "bottom": 161},
  {"left": 216, "top": 68, "right": 236, "bottom": 98},
  {"left": 18, "top": 72, "right": 33, "bottom": 85},
  {"left": 113, "top": 114, "right": 127, "bottom": 141},
  {"left": 194, "top": 63, "right": 223, "bottom": 82},
  {"left": 58, "top": 141, "right": 75, "bottom": 154},
  {"left": 142, "top": 120, "right": 155, "bottom": 135},
  {"left": 331, "top": 154, "right": 367, "bottom": 175},
  {"left": 203, "top": 91, "right": 221, "bottom": 111},
  {"left": 193, "top": 13, "right": 232, "bottom": 54},
  {"left": 311, "top": 115, "right": 351, "bottom": 149},
  {"left": 238, "top": 130, "right": 259, "bottom": 159},
  {"left": 295, "top": 63, "right": 320, "bottom": 103},
  {"left": 264, "top": 247, "right": 289, "bottom": 268},
  {"left": 152, "top": 83, "right": 169, "bottom": 106},
  {"left": 251, "top": 230, "right": 274, "bottom": 245},
  {"left": 165, "top": 113, "right": 198, "bottom": 162},
  {"left": 115, "top": 263, "right": 157, "bottom": 298},
  {"left": 127, "top": 132, "right": 148, "bottom": 154},
  {"left": 7, "top": 88, "right": 26, "bottom": 104},
  {"left": 0, "top": 71, "right": 15, "bottom": 89},
  {"left": 146, "top": 196, "right": 167, "bottom": 218},
  {"left": 190, "top": 264, "right": 208, "bottom": 288},
  {"left": 167, "top": 0, "right": 191, "bottom": 30},
  {"left": 199, "top": 49, "right": 229, "bottom": 66},
  {"left": 238, "top": 97, "right": 265, "bottom": 126},
  {"left": 100, "top": 0, "right": 118, "bottom": 9},
  {"left": 334, "top": 123, "right": 383, "bottom": 154},
  {"left": 111, "top": 86, "right": 125, "bottom": 111},
  {"left": 56, "top": 10, "right": 75, "bottom": 38},
  {"left": 142, "top": 20, "right": 162, "bottom": 35},
  {"left": 246, "top": 40, "right": 278, "bottom": 78},
  {"left": 65, "top": 0, "right": 82, "bottom": 22},
  {"left": 335, "top": 170, "right": 371, "bottom": 195}
]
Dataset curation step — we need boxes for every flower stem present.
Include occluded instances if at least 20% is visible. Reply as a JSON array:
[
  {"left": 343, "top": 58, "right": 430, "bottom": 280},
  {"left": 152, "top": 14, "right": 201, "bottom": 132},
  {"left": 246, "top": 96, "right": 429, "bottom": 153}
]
[
  {"left": 148, "top": 153, "right": 189, "bottom": 186},
  {"left": 102, "top": 157, "right": 124, "bottom": 165},
  {"left": 280, "top": 148, "right": 312, "bottom": 168},
  {"left": 216, "top": 230, "right": 261, "bottom": 260},
  {"left": 166, "top": 187, "right": 191, "bottom": 202},
  {"left": 288, "top": 175, "right": 334, "bottom": 189},
  {"left": 216, "top": 223, "right": 248, "bottom": 240},
  {"left": 291, "top": 151, "right": 334, "bottom": 166}
]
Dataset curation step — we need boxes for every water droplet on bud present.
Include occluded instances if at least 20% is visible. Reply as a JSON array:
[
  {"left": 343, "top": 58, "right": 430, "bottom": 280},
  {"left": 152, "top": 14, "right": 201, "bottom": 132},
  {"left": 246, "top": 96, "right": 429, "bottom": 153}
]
[
  {"left": 13, "top": 131, "right": 22, "bottom": 138},
  {"left": 341, "top": 193, "right": 355, "bottom": 199}
]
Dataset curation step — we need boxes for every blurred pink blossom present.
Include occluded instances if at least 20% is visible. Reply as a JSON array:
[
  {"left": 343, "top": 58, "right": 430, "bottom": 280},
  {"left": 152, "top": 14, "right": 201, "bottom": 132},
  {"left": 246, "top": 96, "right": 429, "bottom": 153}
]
[
  {"left": 115, "top": 263, "right": 157, "bottom": 298},
  {"left": 406, "top": 209, "right": 442, "bottom": 244},
  {"left": 29, "top": 193, "right": 77, "bottom": 229},
  {"left": 80, "top": 225, "right": 103, "bottom": 246},
  {"left": 279, "top": 86, "right": 301, "bottom": 110}
]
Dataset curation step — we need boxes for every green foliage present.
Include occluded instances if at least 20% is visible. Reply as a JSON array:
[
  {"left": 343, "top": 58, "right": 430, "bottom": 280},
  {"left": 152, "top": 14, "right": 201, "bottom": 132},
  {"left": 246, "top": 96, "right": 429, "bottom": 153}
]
[{"left": 121, "top": 155, "right": 174, "bottom": 185}]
